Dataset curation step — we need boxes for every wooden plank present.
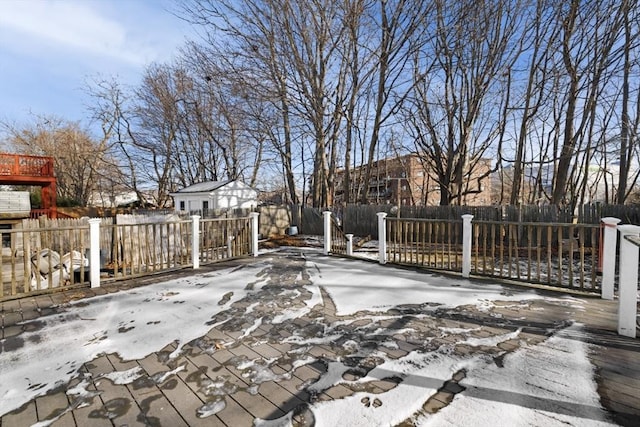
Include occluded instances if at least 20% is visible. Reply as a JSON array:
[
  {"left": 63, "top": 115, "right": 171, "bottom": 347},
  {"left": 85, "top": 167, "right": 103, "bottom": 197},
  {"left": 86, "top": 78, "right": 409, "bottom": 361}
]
[
  {"left": 156, "top": 365, "right": 211, "bottom": 427},
  {"left": 214, "top": 394, "right": 256, "bottom": 427},
  {"left": 231, "top": 388, "right": 285, "bottom": 420},
  {"left": 68, "top": 376, "right": 112, "bottom": 427},
  {"left": 85, "top": 355, "right": 147, "bottom": 427},
  {"left": 1, "top": 401, "right": 38, "bottom": 426},
  {"left": 35, "top": 391, "right": 75, "bottom": 427},
  {"left": 258, "top": 379, "right": 306, "bottom": 414}
]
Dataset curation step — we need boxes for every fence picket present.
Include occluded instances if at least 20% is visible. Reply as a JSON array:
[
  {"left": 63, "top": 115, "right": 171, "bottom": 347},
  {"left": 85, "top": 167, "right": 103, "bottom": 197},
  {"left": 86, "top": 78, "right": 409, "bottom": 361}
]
[
  {"left": 1, "top": 215, "right": 254, "bottom": 301},
  {"left": 373, "top": 217, "right": 602, "bottom": 292}
]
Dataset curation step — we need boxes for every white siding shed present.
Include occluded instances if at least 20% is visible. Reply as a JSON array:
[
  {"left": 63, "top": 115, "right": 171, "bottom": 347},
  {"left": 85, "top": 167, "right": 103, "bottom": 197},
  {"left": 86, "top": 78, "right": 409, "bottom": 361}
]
[{"left": 170, "top": 180, "right": 258, "bottom": 214}]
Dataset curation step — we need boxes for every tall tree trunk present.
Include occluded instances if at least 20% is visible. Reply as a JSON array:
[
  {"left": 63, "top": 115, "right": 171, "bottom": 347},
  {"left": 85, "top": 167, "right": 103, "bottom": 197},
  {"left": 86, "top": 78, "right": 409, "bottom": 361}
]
[{"left": 617, "top": 0, "right": 631, "bottom": 203}]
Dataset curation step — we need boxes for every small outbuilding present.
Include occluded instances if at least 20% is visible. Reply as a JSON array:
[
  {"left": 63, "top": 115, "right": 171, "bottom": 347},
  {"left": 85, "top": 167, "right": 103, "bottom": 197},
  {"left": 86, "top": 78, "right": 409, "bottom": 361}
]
[{"left": 170, "top": 180, "right": 258, "bottom": 215}]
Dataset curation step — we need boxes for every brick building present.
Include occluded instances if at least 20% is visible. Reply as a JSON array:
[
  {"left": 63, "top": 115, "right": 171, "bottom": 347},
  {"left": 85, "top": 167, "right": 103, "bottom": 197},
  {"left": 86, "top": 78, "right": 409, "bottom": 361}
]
[{"left": 335, "top": 154, "right": 492, "bottom": 206}]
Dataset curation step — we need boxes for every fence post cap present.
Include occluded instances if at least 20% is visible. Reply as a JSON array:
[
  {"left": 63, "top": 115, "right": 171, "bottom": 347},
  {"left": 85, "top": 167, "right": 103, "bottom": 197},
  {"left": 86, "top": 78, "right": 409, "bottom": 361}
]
[
  {"left": 618, "top": 224, "right": 640, "bottom": 235},
  {"left": 376, "top": 212, "right": 388, "bottom": 218},
  {"left": 462, "top": 214, "right": 474, "bottom": 220},
  {"left": 88, "top": 218, "right": 101, "bottom": 224},
  {"left": 601, "top": 217, "right": 621, "bottom": 225},
  {"left": 249, "top": 212, "right": 259, "bottom": 217},
  {"left": 191, "top": 214, "right": 201, "bottom": 220}
]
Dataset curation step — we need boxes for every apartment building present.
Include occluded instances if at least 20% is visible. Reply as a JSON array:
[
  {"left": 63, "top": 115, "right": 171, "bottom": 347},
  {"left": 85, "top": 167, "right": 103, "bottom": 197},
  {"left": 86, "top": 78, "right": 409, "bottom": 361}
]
[{"left": 334, "top": 154, "right": 492, "bottom": 206}]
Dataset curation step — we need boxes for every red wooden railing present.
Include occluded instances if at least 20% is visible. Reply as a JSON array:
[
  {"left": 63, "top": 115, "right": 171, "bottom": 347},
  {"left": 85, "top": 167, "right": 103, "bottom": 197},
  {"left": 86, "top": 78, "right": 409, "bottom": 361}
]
[
  {"left": 0, "top": 153, "right": 57, "bottom": 218},
  {"left": 0, "top": 153, "right": 54, "bottom": 177}
]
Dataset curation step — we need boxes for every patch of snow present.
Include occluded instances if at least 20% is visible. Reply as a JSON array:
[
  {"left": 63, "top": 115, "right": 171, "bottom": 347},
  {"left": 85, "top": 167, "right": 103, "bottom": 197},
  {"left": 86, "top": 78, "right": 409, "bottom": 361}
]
[
  {"left": 0, "top": 260, "right": 271, "bottom": 416},
  {"left": 239, "top": 317, "right": 264, "bottom": 339},
  {"left": 305, "top": 255, "right": 572, "bottom": 316},
  {"left": 197, "top": 399, "right": 226, "bottom": 418},
  {"left": 253, "top": 411, "right": 294, "bottom": 427},
  {"left": 239, "top": 359, "right": 291, "bottom": 384},
  {"left": 152, "top": 364, "right": 186, "bottom": 384},
  {"left": 245, "top": 301, "right": 261, "bottom": 314},
  {"left": 460, "top": 328, "right": 522, "bottom": 347},
  {"left": 312, "top": 348, "right": 475, "bottom": 426},
  {"left": 283, "top": 333, "right": 344, "bottom": 346},
  {"left": 308, "top": 361, "right": 353, "bottom": 393},
  {"left": 101, "top": 366, "right": 144, "bottom": 385},
  {"left": 417, "top": 325, "right": 613, "bottom": 426},
  {"left": 291, "top": 356, "right": 317, "bottom": 370},
  {"left": 272, "top": 308, "right": 311, "bottom": 324}
]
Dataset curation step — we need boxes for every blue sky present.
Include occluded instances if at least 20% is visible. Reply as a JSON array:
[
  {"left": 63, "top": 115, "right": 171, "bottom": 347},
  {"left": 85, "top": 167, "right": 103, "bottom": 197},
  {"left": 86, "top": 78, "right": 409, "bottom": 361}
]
[{"left": 0, "top": 0, "right": 195, "bottom": 129}]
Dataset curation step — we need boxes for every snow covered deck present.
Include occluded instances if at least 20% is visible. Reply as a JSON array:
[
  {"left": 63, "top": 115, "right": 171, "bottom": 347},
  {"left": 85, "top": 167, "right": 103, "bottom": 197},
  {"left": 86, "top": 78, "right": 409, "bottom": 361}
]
[{"left": 1, "top": 248, "right": 639, "bottom": 426}]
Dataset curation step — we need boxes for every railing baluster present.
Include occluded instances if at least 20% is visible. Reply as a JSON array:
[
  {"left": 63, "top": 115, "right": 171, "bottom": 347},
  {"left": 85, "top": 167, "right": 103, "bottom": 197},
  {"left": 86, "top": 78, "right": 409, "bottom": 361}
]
[
  {"left": 499, "top": 224, "right": 504, "bottom": 277},
  {"left": 579, "top": 226, "right": 585, "bottom": 289},
  {"left": 568, "top": 225, "right": 574, "bottom": 287},
  {"left": 546, "top": 226, "right": 552, "bottom": 285},
  {"left": 527, "top": 225, "right": 532, "bottom": 281}
]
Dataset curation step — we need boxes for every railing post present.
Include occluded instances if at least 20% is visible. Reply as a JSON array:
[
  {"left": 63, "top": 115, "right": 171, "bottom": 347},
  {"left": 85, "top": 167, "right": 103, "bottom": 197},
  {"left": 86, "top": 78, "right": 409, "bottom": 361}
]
[
  {"left": 88, "top": 218, "right": 101, "bottom": 288},
  {"left": 617, "top": 224, "right": 640, "bottom": 338},
  {"left": 346, "top": 234, "right": 354, "bottom": 256},
  {"left": 191, "top": 215, "right": 200, "bottom": 269},
  {"left": 250, "top": 212, "right": 260, "bottom": 257},
  {"left": 462, "top": 214, "right": 474, "bottom": 278},
  {"left": 377, "top": 212, "right": 387, "bottom": 264},
  {"left": 323, "top": 211, "right": 332, "bottom": 255},
  {"left": 601, "top": 217, "right": 621, "bottom": 300}
]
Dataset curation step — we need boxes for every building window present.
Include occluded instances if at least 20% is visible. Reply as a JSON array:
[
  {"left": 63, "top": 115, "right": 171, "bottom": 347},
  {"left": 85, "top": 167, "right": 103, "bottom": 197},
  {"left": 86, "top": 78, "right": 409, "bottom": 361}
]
[
  {"left": 0, "top": 224, "right": 11, "bottom": 248},
  {"left": 179, "top": 201, "right": 185, "bottom": 211},
  {"left": 203, "top": 200, "right": 209, "bottom": 214}
]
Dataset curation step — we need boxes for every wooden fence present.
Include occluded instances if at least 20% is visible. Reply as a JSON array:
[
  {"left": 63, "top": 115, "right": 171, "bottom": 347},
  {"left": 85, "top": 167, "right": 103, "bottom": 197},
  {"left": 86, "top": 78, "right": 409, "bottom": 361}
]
[
  {"left": 100, "top": 217, "right": 192, "bottom": 279},
  {"left": 379, "top": 217, "right": 602, "bottom": 292},
  {"left": 340, "top": 203, "right": 640, "bottom": 238},
  {"left": 0, "top": 215, "right": 254, "bottom": 301},
  {"left": 471, "top": 221, "right": 600, "bottom": 291},
  {"left": 200, "top": 217, "right": 252, "bottom": 264},
  {"left": 330, "top": 217, "right": 347, "bottom": 255},
  {"left": 386, "top": 218, "right": 463, "bottom": 270},
  {"left": 1, "top": 221, "right": 91, "bottom": 299}
]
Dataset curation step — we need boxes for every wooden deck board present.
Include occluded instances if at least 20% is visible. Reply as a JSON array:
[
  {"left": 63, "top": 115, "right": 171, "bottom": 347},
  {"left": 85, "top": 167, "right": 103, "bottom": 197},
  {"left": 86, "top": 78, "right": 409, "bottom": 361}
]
[
  {"left": 2, "top": 252, "right": 640, "bottom": 426},
  {"left": 215, "top": 394, "right": 256, "bottom": 426},
  {"left": 1, "top": 401, "right": 37, "bottom": 427},
  {"left": 34, "top": 392, "right": 75, "bottom": 427},
  {"left": 231, "top": 389, "right": 286, "bottom": 420},
  {"left": 67, "top": 375, "right": 112, "bottom": 427},
  {"left": 85, "top": 355, "right": 148, "bottom": 427}
]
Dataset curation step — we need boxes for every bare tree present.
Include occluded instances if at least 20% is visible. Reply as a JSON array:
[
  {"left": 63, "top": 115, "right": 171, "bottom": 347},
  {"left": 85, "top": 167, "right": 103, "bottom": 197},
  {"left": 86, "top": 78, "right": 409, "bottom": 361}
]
[
  {"left": 356, "top": 0, "right": 432, "bottom": 204},
  {"left": 405, "top": 0, "right": 525, "bottom": 205},
  {"left": 616, "top": 0, "right": 640, "bottom": 203},
  {"left": 1, "top": 115, "right": 118, "bottom": 206},
  {"left": 86, "top": 77, "right": 154, "bottom": 206},
  {"left": 551, "top": 0, "right": 626, "bottom": 206}
]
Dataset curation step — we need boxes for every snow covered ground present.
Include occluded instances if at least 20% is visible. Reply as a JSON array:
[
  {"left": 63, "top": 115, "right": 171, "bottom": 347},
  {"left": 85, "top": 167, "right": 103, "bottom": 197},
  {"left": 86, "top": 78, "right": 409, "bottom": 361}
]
[{"left": 0, "top": 247, "right": 624, "bottom": 426}]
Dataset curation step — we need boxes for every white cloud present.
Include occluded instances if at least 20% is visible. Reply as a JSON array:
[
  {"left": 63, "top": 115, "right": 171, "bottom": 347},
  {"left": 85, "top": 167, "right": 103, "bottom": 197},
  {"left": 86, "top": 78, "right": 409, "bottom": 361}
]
[
  {"left": 0, "top": 0, "right": 183, "bottom": 67},
  {"left": 0, "top": 0, "right": 193, "bottom": 124}
]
